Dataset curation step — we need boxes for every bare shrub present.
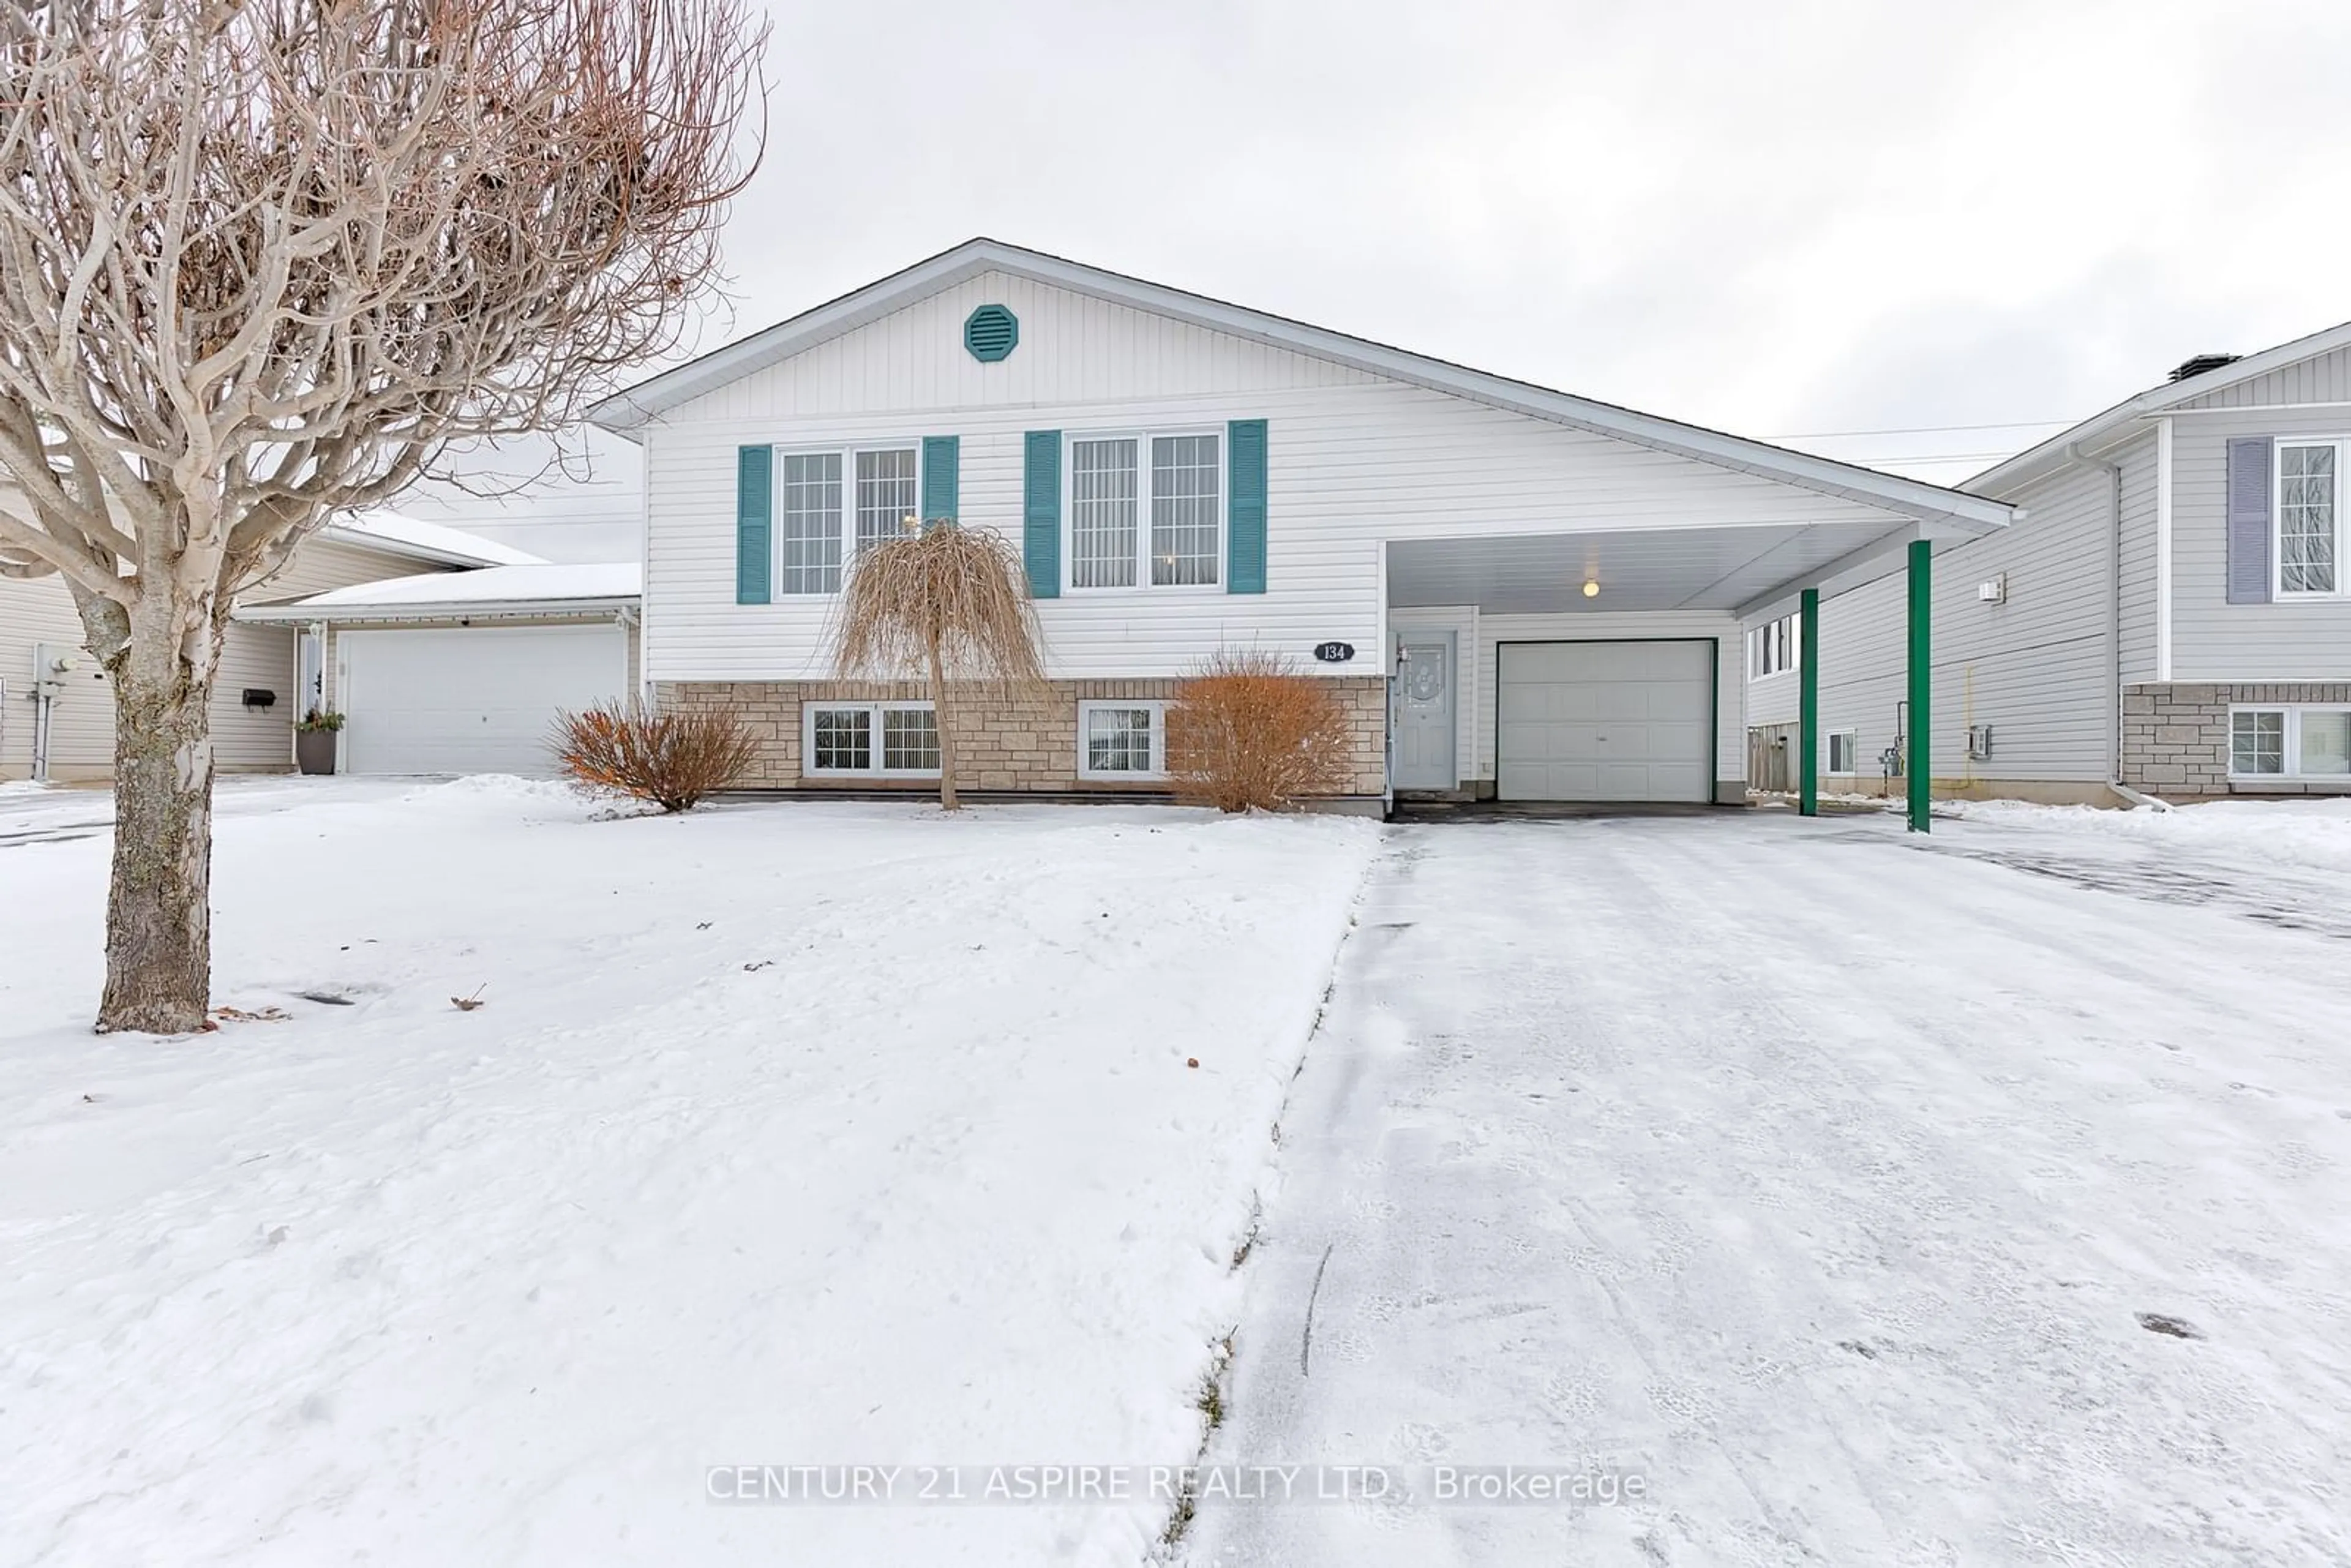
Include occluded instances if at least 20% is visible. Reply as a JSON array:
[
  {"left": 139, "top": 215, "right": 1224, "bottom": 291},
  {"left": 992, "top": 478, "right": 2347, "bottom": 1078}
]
[
  {"left": 1166, "top": 650, "right": 1352, "bottom": 812},
  {"left": 555, "top": 702, "right": 756, "bottom": 812}
]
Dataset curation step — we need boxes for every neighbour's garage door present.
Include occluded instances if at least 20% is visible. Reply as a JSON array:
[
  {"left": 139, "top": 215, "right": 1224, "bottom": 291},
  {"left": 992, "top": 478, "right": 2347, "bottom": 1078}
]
[
  {"left": 1496, "top": 641, "right": 1713, "bottom": 803},
  {"left": 340, "top": 625, "right": 627, "bottom": 776}
]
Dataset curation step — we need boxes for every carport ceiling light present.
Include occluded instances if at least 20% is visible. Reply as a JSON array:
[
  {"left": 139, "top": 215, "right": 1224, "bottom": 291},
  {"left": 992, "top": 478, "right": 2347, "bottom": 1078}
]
[{"left": 1581, "top": 579, "right": 1600, "bottom": 598}]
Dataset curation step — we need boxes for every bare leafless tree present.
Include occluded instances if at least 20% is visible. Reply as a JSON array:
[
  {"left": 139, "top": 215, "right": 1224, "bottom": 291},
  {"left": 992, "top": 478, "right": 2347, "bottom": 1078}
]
[
  {"left": 0, "top": 0, "right": 765, "bottom": 1032},
  {"left": 833, "top": 522, "right": 1048, "bottom": 811}
]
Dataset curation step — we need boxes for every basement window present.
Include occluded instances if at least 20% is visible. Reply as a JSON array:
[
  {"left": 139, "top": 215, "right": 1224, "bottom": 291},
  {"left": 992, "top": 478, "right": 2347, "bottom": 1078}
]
[
  {"left": 2229, "top": 709, "right": 2285, "bottom": 776},
  {"left": 805, "top": 702, "right": 940, "bottom": 777},
  {"left": 1076, "top": 701, "right": 1166, "bottom": 780},
  {"left": 2237, "top": 705, "right": 2351, "bottom": 779}
]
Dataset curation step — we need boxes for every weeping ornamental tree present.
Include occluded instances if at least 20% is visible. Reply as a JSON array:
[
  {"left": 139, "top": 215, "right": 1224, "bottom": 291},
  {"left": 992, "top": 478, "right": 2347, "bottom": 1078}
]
[
  {"left": 833, "top": 522, "right": 1047, "bottom": 811},
  {"left": 0, "top": 0, "right": 765, "bottom": 1033}
]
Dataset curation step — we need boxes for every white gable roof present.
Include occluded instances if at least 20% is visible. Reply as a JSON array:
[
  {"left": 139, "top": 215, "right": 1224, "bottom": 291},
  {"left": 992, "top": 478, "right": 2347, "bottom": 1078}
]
[
  {"left": 318, "top": 508, "right": 546, "bottom": 569},
  {"left": 590, "top": 238, "right": 2012, "bottom": 535},
  {"left": 236, "top": 561, "right": 637, "bottom": 623},
  {"left": 1968, "top": 318, "right": 2351, "bottom": 497}
]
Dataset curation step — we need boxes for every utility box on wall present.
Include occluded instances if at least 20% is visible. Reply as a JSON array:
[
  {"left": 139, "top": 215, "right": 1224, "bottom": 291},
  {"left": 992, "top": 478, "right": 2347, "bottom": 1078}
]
[{"left": 32, "top": 642, "right": 84, "bottom": 699}]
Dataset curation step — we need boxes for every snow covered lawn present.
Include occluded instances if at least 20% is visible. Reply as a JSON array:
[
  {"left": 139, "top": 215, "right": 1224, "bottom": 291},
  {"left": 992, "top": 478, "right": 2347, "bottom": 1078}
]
[{"left": 0, "top": 780, "right": 1376, "bottom": 1566}]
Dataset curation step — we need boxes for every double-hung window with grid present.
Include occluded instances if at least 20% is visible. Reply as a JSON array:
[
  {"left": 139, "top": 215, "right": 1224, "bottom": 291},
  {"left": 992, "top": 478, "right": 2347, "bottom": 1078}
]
[
  {"left": 1067, "top": 431, "right": 1221, "bottom": 590},
  {"left": 774, "top": 445, "right": 922, "bottom": 594},
  {"left": 2278, "top": 441, "right": 2345, "bottom": 597}
]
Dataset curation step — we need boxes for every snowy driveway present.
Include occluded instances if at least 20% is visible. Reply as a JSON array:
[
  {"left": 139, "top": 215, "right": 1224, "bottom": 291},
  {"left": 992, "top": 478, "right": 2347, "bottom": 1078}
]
[{"left": 1187, "top": 808, "right": 2351, "bottom": 1567}]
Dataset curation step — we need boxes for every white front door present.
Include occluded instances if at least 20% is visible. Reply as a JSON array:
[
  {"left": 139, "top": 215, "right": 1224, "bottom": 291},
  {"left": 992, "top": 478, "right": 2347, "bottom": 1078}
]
[
  {"left": 340, "top": 625, "right": 628, "bottom": 776},
  {"left": 1496, "top": 640, "right": 1712, "bottom": 802},
  {"left": 1392, "top": 634, "right": 1457, "bottom": 790}
]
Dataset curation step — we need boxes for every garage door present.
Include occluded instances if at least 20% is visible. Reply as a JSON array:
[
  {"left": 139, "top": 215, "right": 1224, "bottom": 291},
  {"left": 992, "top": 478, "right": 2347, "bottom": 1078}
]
[
  {"left": 340, "top": 625, "right": 627, "bottom": 776},
  {"left": 1496, "top": 641, "right": 1713, "bottom": 803}
]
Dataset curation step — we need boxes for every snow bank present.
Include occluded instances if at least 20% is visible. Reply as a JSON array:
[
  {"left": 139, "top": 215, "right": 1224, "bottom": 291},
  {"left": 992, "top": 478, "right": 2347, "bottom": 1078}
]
[
  {"left": 0, "top": 787, "right": 1378, "bottom": 1564},
  {"left": 1949, "top": 795, "right": 2351, "bottom": 874}
]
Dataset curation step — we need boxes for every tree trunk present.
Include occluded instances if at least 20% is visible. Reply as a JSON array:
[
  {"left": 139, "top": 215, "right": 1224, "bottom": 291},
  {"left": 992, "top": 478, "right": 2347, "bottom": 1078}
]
[
  {"left": 926, "top": 623, "right": 959, "bottom": 812},
  {"left": 92, "top": 598, "right": 218, "bottom": 1034}
]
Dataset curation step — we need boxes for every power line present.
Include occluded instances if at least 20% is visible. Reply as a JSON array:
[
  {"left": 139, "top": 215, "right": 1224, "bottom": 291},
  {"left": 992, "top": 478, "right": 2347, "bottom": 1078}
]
[
  {"left": 1768, "top": 417, "right": 2075, "bottom": 441},
  {"left": 1840, "top": 450, "right": 2019, "bottom": 465}
]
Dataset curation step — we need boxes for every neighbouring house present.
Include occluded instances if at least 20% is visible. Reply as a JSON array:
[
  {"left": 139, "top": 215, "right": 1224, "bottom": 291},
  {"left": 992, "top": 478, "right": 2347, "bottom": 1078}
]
[
  {"left": 2, "top": 509, "right": 541, "bottom": 784},
  {"left": 233, "top": 561, "right": 640, "bottom": 776},
  {"left": 587, "top": 238, "right": 2012, "bottom": 809},
  {"left": 1745, "top": 324, "right": 2351, "bottom": 805}
]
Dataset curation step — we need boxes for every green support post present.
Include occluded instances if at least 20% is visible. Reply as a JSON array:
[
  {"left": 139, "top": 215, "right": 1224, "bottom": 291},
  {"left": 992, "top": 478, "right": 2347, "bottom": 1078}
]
[
  {"left": 1907, "top": 539, "right": 1932, "bottom": 833},
  {"left": 1798, "top": 587, "right": 1820, "bottom": 817}
]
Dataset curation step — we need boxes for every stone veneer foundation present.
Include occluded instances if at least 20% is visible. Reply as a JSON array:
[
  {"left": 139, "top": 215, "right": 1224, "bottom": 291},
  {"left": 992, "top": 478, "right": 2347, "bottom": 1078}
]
[
  {"left": 2123, "top": 681, "right": 2351, "bottom": 798},
  {"left": 658, "top": 677, "right": 1390, "bottom": 798}
]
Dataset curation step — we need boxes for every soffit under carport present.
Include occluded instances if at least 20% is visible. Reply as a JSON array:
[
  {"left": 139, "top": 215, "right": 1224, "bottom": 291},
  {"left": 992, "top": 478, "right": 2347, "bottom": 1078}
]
[{"left": 1385, "top": 521, "right": 1906, "bottom": 616}]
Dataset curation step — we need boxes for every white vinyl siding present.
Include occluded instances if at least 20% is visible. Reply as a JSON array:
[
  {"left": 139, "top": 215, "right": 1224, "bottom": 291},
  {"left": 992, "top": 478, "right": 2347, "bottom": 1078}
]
[
  {"left": 644, "top": 271, "right": 1907, "bottom": 692},
  {"left": 2230, "top": 705, "right": 2349, "bottom": 780},
  {"left": 1076, "top": 700, "right": 1166, "bottom": 780},
  {"left": 804, "top": 701, "right": 939, "bottom": 777}
]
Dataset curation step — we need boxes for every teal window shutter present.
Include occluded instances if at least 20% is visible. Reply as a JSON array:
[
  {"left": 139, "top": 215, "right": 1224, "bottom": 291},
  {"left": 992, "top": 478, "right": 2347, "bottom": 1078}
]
[
  {"left": 1227, "top": 419, "right": 1267, "bottom": 594},
  {"left": 736, "top": 445, "right": 771, "bottom": 604},
  {"left": 921, "top": 435, "right": 959, "bottom": 524},
  {"left": 1024, "top": 430, "right": 1061, "bottom": 598}
]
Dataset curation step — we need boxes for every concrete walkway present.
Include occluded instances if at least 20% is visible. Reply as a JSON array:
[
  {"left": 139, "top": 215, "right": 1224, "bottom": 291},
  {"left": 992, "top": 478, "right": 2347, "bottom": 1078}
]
[{"left": 1182, "top": 812, "right": 2351, "bottom": 1567}]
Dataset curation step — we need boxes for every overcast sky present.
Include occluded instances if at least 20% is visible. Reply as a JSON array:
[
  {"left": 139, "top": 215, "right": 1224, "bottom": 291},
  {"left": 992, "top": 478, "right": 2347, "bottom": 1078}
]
[{"left": 417, "top": 0, "right": 2351, "bottom": 555}]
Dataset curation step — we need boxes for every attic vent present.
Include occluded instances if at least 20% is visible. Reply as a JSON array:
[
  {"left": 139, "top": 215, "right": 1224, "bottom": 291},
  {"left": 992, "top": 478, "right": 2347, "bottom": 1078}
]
[
  {"left": 963, "top": 304, "right": 1019, "bottom": 364},
  {"left": 2169, "top": 352, "right": 2239, "bottom": 383}
]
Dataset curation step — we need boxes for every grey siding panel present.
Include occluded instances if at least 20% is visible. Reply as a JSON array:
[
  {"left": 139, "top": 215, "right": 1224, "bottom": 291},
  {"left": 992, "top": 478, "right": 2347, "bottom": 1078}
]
[
  {"left": 2177, "top": 346, "right": 2351, "bottom": 410},
  {"left": 1744, "top": 669, "right": 1799, "bottom": 729},
  {"left": 2118, "top": 435, "right": 2159, "bottom": 683},
  {"left": 1761, "top": 454, "right": 2133, "bottom": 786},
  {"left": 644, "top": 273, "right": 1905, "bottom": 686},
  {"left": 2170, "top": 408, "right": 2351, "bottom": 678}
]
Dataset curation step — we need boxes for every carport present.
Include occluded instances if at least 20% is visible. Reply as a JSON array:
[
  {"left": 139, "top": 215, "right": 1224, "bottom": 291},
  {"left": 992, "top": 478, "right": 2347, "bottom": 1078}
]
[{"left": 1382, "top": 509, "right": 1981, "bottom": 830}]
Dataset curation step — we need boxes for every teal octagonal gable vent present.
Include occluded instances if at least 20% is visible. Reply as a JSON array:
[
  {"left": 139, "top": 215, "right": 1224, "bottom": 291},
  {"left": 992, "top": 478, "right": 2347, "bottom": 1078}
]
[{"left": 963, "top": 304, "right": 1019, "bottom": 363}]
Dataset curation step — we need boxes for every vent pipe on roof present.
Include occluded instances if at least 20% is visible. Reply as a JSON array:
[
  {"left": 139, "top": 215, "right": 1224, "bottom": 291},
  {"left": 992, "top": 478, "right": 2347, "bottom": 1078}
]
[{"left": 2168, "top": 353, "right": 2239, "bottom": 383}]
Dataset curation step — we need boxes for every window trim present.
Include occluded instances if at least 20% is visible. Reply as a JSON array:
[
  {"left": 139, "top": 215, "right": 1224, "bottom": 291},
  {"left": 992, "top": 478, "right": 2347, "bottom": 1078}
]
[
  {"left": 801, "top": 700, "right": 942, "bottom": 778},
  {"left": 2229, "top": 702, "right": 2351, "bottom": 781},
  {"left": 770, "top": 440, "right": 927, "bottom": 596},
  {"left": 1747, "top": 610, "right": 1801, "bottom": 680},
  {"left": 1062, "top": 426, "right": 1227, "bottom": 595},
  {"left": 1075, "top": 699, "right": 1169, "bottom": 781},
  {"left": 2274, "top": 438, "right": 2350, "bottom": 601},
  {"left": 1824, "top": 729, "right": 1858, "bottom": 775}
]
